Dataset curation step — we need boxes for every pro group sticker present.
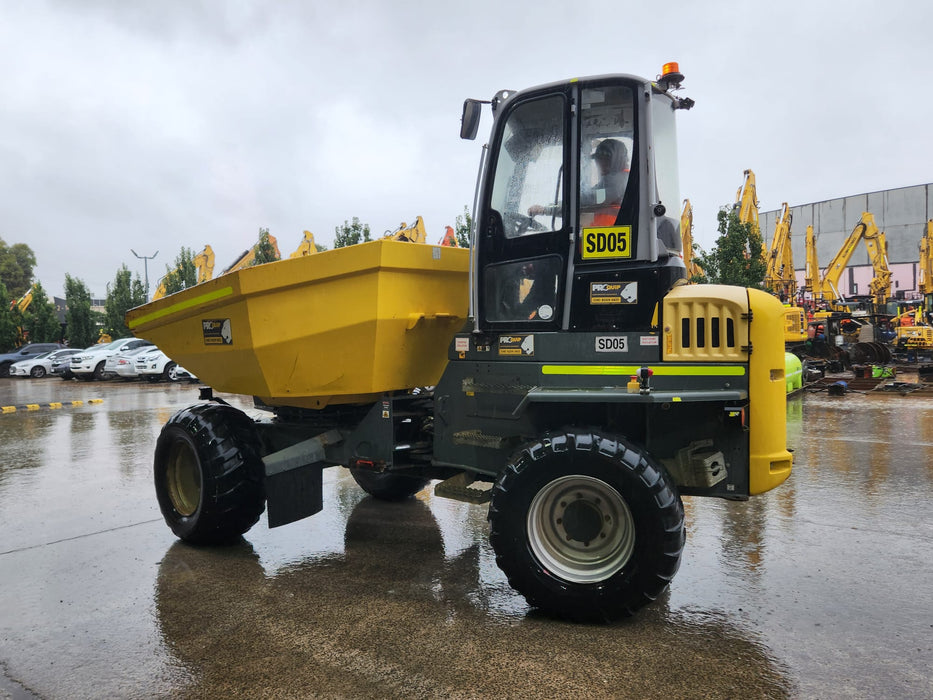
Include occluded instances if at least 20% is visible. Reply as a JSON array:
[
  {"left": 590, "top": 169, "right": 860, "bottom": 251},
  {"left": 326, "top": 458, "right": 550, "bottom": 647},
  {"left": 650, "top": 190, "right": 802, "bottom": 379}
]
[
  {"left": 202, "top": 319, "right": 233, "bottom": 345},
  {"left": 582, "top": 226, "right": 632, "bottom": 259},
  {"left": 589, "top": 281, "right": 637, "bottom": 305},
  {"left": 498, "top": 335, "right": 534, "bottom": 356},
  {"left": 595, "top": 336, "right": 628, "bottom": 352}
]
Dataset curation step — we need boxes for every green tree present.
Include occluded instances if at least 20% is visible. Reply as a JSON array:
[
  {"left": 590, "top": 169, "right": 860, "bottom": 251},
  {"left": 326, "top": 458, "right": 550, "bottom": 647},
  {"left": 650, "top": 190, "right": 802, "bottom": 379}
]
[
  {"left": 65, "top": 274, "right": 96, "bottom": 348},
  {"left": 0, "top": 238, "right": 37, "bottom": 299},
  {"left": 334, "top": 217, "right": 371, "bottom": 248},
  {"left": 161, "top": 248, "right": 198, "bottom": 296},
  {"left": 454, "top": 206, "right": 473, "bottom": 248},
  {"left": 0, "top": 281, "right": 18, "bottom": 351},
  {"left": 694, "top": 207, "right": 767, "bottom": 288},
  {"left": 250, "top": 227, "right": 281, "bottom": 266},
  {"left": 105, "top": 265, "right": 148, "bottom": 338},
  {"left": 22, "top": 282, "right": 61, "bottom": 343}
]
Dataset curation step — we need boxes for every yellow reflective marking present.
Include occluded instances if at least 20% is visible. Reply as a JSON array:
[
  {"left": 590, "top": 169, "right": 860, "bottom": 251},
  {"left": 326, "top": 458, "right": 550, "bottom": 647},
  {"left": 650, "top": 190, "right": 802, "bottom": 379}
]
[
  {"left": 1, "top": 406, "right": 15, "bottom": 413},
  {"left": 26, "top": 404, "right": 39, "bottom": 411},
  {"left": 127, "top": 286, "right": 234, "bottom": 330},
  {"left": 541, "top": 365, "right": 746, "bottom": 377},
  {"left": 87, "top": 399, "right": 104, "bottom": 404},
  {"left": 71, "top": 400, "right": 84, "bottom": 407},
  {"left": 49, "top": 402, "right": 63, "bottom": 409}
]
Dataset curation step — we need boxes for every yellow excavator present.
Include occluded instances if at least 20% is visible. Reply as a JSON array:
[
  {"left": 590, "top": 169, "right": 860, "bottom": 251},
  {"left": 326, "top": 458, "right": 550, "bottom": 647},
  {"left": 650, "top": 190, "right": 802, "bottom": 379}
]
[
  {"left": 194, "top": 245, "right": 215, "bottom": 283},
  {"left": 812, "top": 212, "right": 891, "bottom": 310},
  {"left": 803, "top": 224, "right": 820, "bottom": 298},
  {"left": 894, "top": 219, "right": 933, "bottom": 349},
  {"left": 222, "top": 234, "right": 281, "bottom": 275},
  {"left": 384, "top": 217, "right": 427, "bottom": 243},
  {"left": 290, "top": 231, "right": 319, "bottom": 258},
  {"left": 735, "top": 169, "right": 764, "bottom": 255},
  {"left": 765, "top": 203, "right": 797, "bottom": 301},
  {"left": 763, "top": 203, "right": 806, "bottom": 343},
  {"left": 679, "top": 200, "right": 703, "bottom": 280},
  {"left": 10, "top": 285, "right": 35, "bottom": 313},
  {"left": 153, "top": 245, "right": 217, "bottom": 300}
]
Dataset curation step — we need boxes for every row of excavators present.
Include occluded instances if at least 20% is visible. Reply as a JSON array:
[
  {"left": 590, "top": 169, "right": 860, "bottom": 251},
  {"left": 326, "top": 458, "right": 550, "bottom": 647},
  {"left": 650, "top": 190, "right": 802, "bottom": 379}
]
[
  {"left": 151, "top": 217, "right": 459, "bottom": 301},
  {"left": 680, "top": 170, "right": 933, "bottom": 366}
]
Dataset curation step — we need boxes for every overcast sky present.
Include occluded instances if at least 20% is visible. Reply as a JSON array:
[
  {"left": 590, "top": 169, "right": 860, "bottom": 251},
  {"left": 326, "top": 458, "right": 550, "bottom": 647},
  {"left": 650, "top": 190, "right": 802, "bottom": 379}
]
[{"left": 3, "top": 0, "right": 930, "bottom": 298}]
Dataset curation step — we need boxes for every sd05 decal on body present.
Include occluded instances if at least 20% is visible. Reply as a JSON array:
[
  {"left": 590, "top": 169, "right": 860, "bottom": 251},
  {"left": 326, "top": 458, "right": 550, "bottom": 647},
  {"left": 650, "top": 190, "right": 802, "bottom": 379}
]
[
  {"left": 582, "top": 226, "right": 632, "bottom": 259},
  {"left": 595, "top": 336, "right": 628, "bottom": 352}
]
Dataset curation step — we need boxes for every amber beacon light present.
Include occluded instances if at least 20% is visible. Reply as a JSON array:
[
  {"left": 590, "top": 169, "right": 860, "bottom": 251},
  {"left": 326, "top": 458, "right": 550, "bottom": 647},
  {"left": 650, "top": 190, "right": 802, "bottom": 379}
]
[{"left": 658, "top": 62, "right": 684, "bottom": 89}]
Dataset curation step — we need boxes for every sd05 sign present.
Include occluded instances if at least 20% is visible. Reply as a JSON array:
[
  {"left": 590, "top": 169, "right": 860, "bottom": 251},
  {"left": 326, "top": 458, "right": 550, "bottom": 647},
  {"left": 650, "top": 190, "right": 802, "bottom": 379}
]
[
  {"left": 595, "top": 336, "right": 628, "bottom": 352},
  {"left": 582, "top": 226, "right": 632, "bottom": 259}
]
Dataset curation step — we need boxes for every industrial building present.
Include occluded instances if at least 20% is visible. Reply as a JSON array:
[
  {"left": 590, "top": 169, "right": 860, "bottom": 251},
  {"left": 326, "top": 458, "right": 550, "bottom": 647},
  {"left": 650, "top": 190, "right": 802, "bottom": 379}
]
[{"left": 760, "top": 183, "right": 932, "bottom": 301}]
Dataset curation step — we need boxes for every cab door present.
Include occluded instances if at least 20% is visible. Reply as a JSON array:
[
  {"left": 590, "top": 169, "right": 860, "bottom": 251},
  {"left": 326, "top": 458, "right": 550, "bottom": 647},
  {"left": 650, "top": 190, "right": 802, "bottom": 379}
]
[{"left": 475, "top": 91, "right": 571, "bottom": 331}]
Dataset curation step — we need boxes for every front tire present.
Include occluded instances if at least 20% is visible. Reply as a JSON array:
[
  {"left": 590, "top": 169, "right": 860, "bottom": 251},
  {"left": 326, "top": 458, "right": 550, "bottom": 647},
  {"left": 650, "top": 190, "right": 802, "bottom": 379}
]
[
  {"left": 488, "top": 430, "right": 684, "bottom": 622},
  {"left": 92, "top": 361, "right": 106, "bottom": 380},
  {"left": 154, "top": 403, "right": 266, "bottom": 544},
  {"left": 31, "top": 366, "right": 47, "bottom": 378},
  {"left": 163, "top": 361, "right": 178, "bottom": 381}
]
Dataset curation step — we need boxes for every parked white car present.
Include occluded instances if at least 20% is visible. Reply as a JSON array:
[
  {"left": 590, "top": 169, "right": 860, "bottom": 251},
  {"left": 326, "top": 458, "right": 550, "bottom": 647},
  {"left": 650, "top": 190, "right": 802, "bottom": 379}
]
[
  {"left": 9, "top": 348, "right": 81, "bottom": 378},
  {"left": 135, "top": 348, "right": 196, "bottom": 382},
  {"left": 105, "top": 345, "right": 157, "bottom": 379},
  {"left": 70, "top": 338, "right": 154, "bottom": 380}
]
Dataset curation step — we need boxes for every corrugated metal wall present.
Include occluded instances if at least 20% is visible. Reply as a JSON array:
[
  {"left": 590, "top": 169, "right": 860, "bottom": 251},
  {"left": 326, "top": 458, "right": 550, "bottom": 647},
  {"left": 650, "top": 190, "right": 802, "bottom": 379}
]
[{"left": 760, "top": 183, "right": 931, "bottom": 299}]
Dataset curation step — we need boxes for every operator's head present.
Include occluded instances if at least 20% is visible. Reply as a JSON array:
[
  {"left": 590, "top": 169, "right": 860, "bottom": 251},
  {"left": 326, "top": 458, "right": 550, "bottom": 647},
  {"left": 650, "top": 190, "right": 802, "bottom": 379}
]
[{"left": 592, "top": 139, "right": 628, "bottom": 173}]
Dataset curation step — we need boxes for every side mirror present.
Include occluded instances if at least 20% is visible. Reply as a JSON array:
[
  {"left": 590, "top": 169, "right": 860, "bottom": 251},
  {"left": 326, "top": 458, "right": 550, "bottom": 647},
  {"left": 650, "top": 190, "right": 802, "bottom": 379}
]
[{"left": 460, "top": 99, "right": 483, "bottom": 140}]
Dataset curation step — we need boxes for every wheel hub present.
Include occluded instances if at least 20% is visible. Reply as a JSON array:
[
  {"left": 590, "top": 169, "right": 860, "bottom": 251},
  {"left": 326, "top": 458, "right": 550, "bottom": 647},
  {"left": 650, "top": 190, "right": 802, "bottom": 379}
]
[
  {"left": 166, "top": 441, "right": 201, "bottom": 517},
  {"left": 527, "top": 474, "right": 635, "bottom": 584}
]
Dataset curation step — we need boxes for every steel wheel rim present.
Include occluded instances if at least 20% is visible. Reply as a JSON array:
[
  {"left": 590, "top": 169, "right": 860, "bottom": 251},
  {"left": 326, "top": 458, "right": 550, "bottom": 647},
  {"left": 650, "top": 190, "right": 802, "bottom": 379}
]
[
  {"left": 527, "top": 474, "right": 635, "bottom": 583},
  {"left": 166, "top": 441, "right": 201, "bottom": 517}
]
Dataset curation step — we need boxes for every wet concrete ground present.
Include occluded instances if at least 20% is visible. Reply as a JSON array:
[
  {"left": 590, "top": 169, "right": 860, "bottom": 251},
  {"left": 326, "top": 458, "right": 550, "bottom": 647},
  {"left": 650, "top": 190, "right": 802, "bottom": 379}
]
[{"left": 0, "top": 378, "right": 931, "bottom": 698}]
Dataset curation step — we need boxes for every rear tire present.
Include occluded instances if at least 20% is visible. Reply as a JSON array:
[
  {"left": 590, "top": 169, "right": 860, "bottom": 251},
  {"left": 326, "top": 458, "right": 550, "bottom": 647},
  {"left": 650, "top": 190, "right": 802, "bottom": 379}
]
[
  {"left": 30, "top": 366, "right": 46, "bottom": 378},
  {"left": 349, "top": 468, "right": 429, "bottom": 501},
  {"left": 154, "top": 403, "right": 266, "bottom": 544},
  {"left": 488, "top": 430, "right": 684, "bottom": 622},
  {"left": 0, "top": 362, "right": 10, "bottom": 378}
]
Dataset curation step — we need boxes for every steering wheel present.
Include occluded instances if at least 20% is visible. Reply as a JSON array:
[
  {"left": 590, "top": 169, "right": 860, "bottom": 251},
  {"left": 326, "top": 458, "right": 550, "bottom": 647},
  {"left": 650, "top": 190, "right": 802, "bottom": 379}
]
[{"left": 504, "top": 211, "right": 548, "bottom": 237}]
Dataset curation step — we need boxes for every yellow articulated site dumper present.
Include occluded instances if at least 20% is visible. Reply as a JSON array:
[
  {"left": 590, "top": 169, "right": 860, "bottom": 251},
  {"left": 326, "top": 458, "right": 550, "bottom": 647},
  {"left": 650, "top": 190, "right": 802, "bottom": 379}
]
[{"left": 127, "top": 63, "right": 792, "bottom": 622}]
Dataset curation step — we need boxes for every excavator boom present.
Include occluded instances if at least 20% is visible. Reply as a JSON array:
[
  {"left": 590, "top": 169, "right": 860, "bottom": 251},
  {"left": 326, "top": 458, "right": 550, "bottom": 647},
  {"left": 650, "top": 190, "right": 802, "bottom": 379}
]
[
  {"left": 290, "top": 231, "right": 319, "bottom": 258},
  {"left": 384, "top": 217, "right": 427, "bottom": 244},
  {"left": 765, "top": 203, "right": 796, "bottom": 300},
  {"left": 818, "top": 212, "right": 890, "bottom": 307},
  {"left": 193, "top": 245, "right": 215, "bottom": 284},
  {"left": 804, "top": 225, "right": 819, "bottom": 295},
  {"left": 679, "top": 199, "right": 703, "bottom": 279}
]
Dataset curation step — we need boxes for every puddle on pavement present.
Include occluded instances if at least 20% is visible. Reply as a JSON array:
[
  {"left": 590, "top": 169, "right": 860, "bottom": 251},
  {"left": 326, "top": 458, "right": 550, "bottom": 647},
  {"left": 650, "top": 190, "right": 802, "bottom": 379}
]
[{"left": 1, "top": 381, "right": 932, "bottom": 697}]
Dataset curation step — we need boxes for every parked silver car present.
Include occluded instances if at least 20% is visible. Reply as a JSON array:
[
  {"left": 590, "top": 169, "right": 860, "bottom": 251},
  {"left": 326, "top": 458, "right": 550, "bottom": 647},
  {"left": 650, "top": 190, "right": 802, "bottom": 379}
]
[{"left": 10, "top": 348, "right": 81, "bottom": 378}]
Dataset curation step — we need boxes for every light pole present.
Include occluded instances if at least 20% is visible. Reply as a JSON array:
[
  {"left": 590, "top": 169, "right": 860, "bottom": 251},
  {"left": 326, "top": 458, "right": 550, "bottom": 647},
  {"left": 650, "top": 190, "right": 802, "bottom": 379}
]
[{"left": 131, "top": 249, "right": 159, "bottom": 300}]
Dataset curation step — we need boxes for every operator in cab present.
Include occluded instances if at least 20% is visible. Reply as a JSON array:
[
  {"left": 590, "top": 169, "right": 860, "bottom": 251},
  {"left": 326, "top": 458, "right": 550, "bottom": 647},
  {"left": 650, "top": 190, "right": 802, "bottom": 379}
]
[{"left": 527, "top": 138, "right": 630, "bottom": 222}]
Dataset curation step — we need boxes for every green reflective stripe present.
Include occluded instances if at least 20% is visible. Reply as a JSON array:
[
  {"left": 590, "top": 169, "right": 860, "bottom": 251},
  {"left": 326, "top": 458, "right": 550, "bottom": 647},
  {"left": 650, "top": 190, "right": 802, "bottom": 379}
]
[
  {"left": 541, "top": 365, "right": 746, "bottom": 377},
  {"left": 127, "top": 286, "right": 234, "bottom": 330}
]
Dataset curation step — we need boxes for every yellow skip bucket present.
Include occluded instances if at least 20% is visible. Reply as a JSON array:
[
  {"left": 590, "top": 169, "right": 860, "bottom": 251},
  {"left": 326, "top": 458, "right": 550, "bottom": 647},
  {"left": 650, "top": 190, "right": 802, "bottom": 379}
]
[{"left": 126, "top": 240, "right": 469, "bottom": 408}]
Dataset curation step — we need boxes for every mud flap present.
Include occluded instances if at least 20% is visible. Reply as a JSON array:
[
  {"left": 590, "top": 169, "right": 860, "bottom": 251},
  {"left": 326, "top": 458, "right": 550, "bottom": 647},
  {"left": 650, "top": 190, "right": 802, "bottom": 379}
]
[{"left": 262, "top": 430, "right": 341, "bottom": 528}]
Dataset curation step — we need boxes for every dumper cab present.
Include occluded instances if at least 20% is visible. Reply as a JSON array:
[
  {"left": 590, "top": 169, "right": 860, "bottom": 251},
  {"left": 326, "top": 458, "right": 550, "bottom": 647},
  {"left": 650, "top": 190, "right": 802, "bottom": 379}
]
[{"left": 465, "top": 72, "right": 688, "bottom": 334}]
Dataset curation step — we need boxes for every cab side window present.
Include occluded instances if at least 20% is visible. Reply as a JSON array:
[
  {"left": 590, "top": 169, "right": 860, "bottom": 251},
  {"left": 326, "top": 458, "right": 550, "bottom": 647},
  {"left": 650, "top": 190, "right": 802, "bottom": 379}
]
[{"left": 484, "top": 257, "right": 561, "bottom": 323}]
